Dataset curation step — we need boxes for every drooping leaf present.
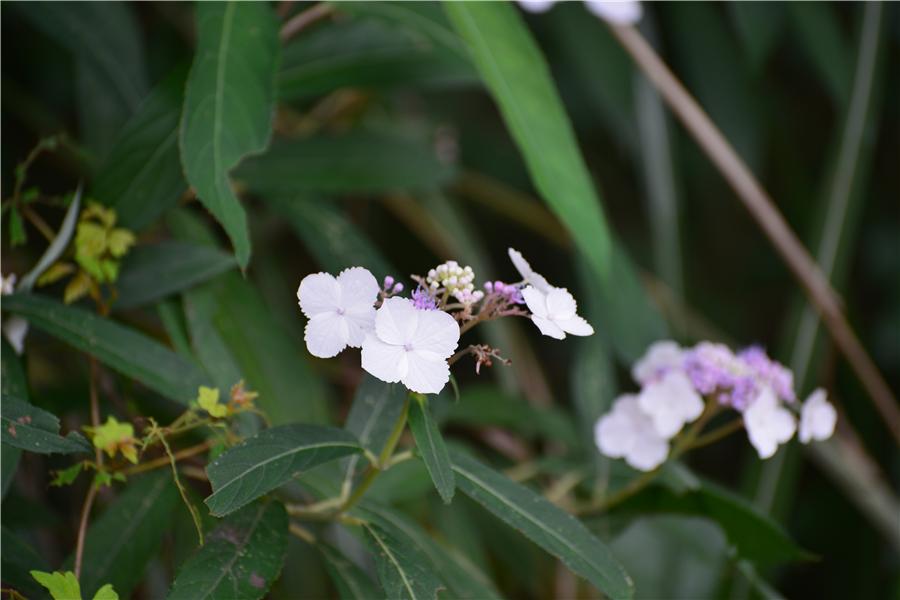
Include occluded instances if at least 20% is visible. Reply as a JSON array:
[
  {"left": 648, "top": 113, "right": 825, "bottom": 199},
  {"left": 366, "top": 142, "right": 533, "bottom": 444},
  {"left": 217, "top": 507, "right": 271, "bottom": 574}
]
[
  {"left": 2, "top": 294, "right": 209, "bottom": 405},
  {"left": 318, "top": 543, "right": 383, "bottom": 600},
  {"left": 342, "top": 375, "right": 407, "bottom": 485},
  {"left": 1, "top": 339, "right": 28, "bottom": 496},
  {"left": 205, "top": 424, "right": 362, "bottom": 516},
  {"left": 73, "top": 472, "right": 179, "bottom": 599},
  {"left": 18, "top": 187, "right": 82, "bottom": 292},
  {"left": 408, "top": 396, "right": 455, "bottom": 504},
  {"left": 114, "top": 241, "right": 236, "bottom": 310},
  {"left": 92, "top": 67, "right": 187, "bottom": 230},
  {"left": 167, "top": 501, "right": 289, "bottom": 600},
  {"left": 363, "top": 522, "right": 445, "bottom": 600},
  {"left": 179, "top": 1, "right": 280, "bottom": 268},
  {"left": 236, "top": 132, "right": 454, "bottom": 196},
  {"left": 1, "top": 394, "right": 91, "bottom": 455},
  {"left": 449, "top": 448, "right": 634, "bottom": 599}
]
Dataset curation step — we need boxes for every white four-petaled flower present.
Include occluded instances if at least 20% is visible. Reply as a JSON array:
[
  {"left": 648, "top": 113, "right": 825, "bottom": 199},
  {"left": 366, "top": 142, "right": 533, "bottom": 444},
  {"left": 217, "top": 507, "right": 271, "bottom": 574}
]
[
  {"left": 508, "top": 247, "right": 551, "bottom": 293},
  {"left": 521, "top": 286, "right": 594, "bottom": 340},
  {"left": 638, "top": 370, "right": 704, "bottom": 439},
  {"left": 798, "top": 388, "right": 836, "bottom": 444},
  {"left": 361, "top": 297, "right": 460, "bottom": 395},
  {"left": 297, "top": 267, "right": 380, "bottom": 358},
  {"left": 595, "top": 394, "right": 669, "bottom": 471},
  {"left": 743, "top": 387, "right": 796, "bottom": 459},
  {"left": 632, "top": 340, "right": 684, "bottom": 385}
]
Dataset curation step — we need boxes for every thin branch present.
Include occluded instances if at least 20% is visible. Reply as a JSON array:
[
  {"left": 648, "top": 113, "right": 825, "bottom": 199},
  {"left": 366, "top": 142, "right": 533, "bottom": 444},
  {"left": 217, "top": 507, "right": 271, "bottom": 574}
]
[
  {"left": 279, "top": 2, "right": 333, "bottom": 43},
  {"left": 73, "top": 484, "right": 98, "bottom": 579},
  {"left": 609, "top": 23, "right": 900, "bottom": 444}
]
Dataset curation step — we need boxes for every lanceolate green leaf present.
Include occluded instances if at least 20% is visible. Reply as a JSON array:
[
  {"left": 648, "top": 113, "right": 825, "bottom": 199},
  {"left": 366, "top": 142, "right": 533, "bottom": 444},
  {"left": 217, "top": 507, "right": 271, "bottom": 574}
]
[
  {"left": 342, "top": 376, "right": 407, "bottom": 485},
  {"left": 444, "top": 2, "right": 612, "bottom": 280},
  {"left": 205, "top": 424, "right": 362, "bottom": 516},
  {"left": 115, "top": 241, "right": 236, "bottom": 310},
  {"left": 168, "top": 501, "right": 289, "bottom": 600},
  {"left": 319, "top": 543, "right": 383, "bottom": 600},
  {"left": 363, "top": 522, "right": 444, "bottom": 600},
  {"left": 74, "top": 472, "right": 179, "bottom": 599},
  {"left": 449, "top": 448, "right": 634, "bottom": 599},
  {"left": 179, "top": 1, "right": 280, "bottom": 268},
  {"left": 1, "top": 394, "right": 91, "bottom": 455},
  {"left": 408, "top": 396, "right": 455, "bottom": 504},
  {"left": 2, "top": 294, "right": 209, "bottom": 405}
]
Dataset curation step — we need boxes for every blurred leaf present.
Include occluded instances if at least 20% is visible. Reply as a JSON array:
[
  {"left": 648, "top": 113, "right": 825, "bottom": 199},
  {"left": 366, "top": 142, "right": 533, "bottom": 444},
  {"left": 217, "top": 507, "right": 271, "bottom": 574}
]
[
  {"left": 449, "top": 448, "right": 633, "bottom": 599},
  {"left": 342, "top": 375, "right": 407, "bottom": 485},
  {"left": 205, "top": 424, "right": 361, "bottom": 516},
  {"left": 74, "top": 472, "right": 178, "bottom": 598},
  {"left": 183, "top": 288, "right": 244, "bottom": 393},
  {"left": 1, "top": 394, "right": 91, "bottom": 455},
  {"left": 237, "top": 132, "right": 454, "bottom": 196},
  {"left": 114, "top": 241, "right": 236, "bottom": 310},
  {"left": 363, "top": 522, "right": 444, "bottom": 600},
  {"left": 444, "top": 2, "right": 613, "bottom": 280},
  {"left": 18, "top": 187, "right": 82, "bottom": 292},
  {"left": 319, "top": 543, "right": 383, "bottom": 600},
  {"left": 157, "top": 298, "right": 194, "bottom": 359},
  {"left": 92, "top": 67, "right": 187, "bottom": 230},
  {"left": 2, "top": 526, "right": 49, "bottom": 598},
  {"left": 788, "top": 2, "right": 852, "bottom": 107},
  {"left": 180, "top": 1, "right": 280, "bottom": 268},
  {"left": 8, "top": 208, "right": 26, "bottom": 246},
  {"left": 728, "top": 3, "right": 786, "bottom": 71},
  {"left": 1, "top": 339, "right": 28, "bottom": 497},
  {"left": 279, "top": 17, "right": 475, "bottom": 99},
  {"left": 264, "top": 197, "right": 394, "bottom": 278},
  {"left": 3, "top": 294, "right": 209, "bottom": 405},
  {"left": 408, "top": 396, "right": 455, "bottom": 504},
  {"left": 167, "top": 501, "right": 289, "bottom": 600}
]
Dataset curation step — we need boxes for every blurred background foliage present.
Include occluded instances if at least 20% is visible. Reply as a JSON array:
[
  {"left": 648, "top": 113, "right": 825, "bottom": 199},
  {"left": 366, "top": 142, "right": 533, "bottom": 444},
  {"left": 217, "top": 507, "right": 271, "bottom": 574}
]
[{"left": 1, "top": 1, "right": 898, "bottom": 598}]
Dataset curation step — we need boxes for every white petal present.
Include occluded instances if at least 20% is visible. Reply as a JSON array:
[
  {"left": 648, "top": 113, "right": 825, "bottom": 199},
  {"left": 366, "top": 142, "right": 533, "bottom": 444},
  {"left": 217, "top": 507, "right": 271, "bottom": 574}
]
[
  {"left": 304, "top": 313, "right": 349, "bottom": 358},
  {"left": 743, "top": 388, "right": 793, "bottom": 459},
  {"left": 584, "top": 0, "right": 643, "bottom": 25},
  {"left": 403, "top": 352, "right": 451, "bottom": 395},
  {"left": 531, "top": 315, "right": 566, "bottom": 339},
  {"left": 799, "top": 389, "right": 837, "bottom": 443},
  {"left": 625, "top": 433, "right": 668, "bottom": 472},
  {"left": 508, "top": 248, "right": 551, "bottom": 292},
  {"left": 411, "top": 309, "right": 459, "bottom": 359},
  {"left": 545, "top": 287, "right": 577, "bottom": 320},
  {"left": 343, "top": 306, "right": 376, "bottom": 348},
  {"left": 361, "top": 333, "right": 407, "bottom": 384},
  {"left": 632, "top": 340, "right": 683, "bottom": 385},
  {"left": 3, "top": 317, "right": 28, "bottom": 355},
  {"left": 298, "top": 273, "right": 340, "bottom": 318},
  {"left": 521, "top": 285, "right": 548, "bottom": 318},
  {"left": 594, "top": 395, "right": 639, "bottom": 458},
  {"left": 336, "top": 267, "right": 380, "bottom": 312},
  {"left": 518, "top": 0, "right": 556, "bottom": 13},
  {"left": 556, "top": 315, "right": 594, "bottom": 337},
  {"left": 638, "top": 371, "right": 703, "bottom": 439},
  {"left": 375, "top": 297, "right": 419, "bottom": 345}
]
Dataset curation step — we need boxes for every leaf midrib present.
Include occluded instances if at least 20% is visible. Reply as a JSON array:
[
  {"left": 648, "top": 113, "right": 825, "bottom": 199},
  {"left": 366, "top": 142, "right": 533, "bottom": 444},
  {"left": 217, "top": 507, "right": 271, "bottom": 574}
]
[
  {"left": 366, "top": 525, "right": 416, "bottom": 600},
  {"left": 212, "top": 2, "right": 237, "bottom": 190}
]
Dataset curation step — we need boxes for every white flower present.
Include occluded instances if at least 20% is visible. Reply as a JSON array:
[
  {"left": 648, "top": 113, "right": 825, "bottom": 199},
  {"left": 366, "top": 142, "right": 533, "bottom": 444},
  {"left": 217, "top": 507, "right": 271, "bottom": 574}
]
[
  {"left": 637, "top": 370, "right": 704, "bottom": 439},
  {"left": 595, "top": 394, "right": 669, "bottom": 471},
  {"left": 1, "top": 273, "right": 16, "bottom": 295},
  {"left": 584, "top": 0, "right": 643, "bottom": 25},
  {"left": 521, "top": 285, "right": 594, "bottom": 340},
  {"left": 508, "top": 248, "right": 551, "bottom": 293},
  {"left": 297, "top": 267, "right": 380, "bottom": 358},
  {"left": 632, "top": 340, "right": 684, "bottom": 385},
  {"left": 361, "top": 297, "right": 460, "bottom": 395},
  {"left": 518, "top": 0, "right": 557, "bottom": 12},
  {"left": 798, "top": 388, "right": 836, "bottom": 444},
  {"left": 743, "top": 387, "right": 796, "bottom": 459}
]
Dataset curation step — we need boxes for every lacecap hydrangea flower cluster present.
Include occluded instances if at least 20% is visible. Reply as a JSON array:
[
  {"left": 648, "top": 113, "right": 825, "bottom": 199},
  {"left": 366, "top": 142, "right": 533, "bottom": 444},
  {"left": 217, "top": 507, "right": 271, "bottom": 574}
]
[
  {"left": 595, "top": 340, "right": 838, "bottom": 471},
  {"left": 296, "top": 248, "right": 593, "bottom": 395}
]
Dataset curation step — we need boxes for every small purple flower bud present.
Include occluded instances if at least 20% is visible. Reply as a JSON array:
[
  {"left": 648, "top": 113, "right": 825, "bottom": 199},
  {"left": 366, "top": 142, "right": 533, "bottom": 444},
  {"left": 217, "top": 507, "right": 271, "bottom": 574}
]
[
  {"left": 384, "top": 276, "right": 395, "bottom": 289},
  {"left": 392, "top": 282, "right": 404, "bottom": 293},
  {"left": 484, "top": 281, "right": 494, "bottom": 293}
]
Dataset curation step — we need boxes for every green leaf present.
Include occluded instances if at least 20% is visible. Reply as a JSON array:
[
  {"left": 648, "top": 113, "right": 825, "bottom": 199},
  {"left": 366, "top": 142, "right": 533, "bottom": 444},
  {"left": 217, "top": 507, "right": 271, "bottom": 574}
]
[
  {"left": 788, "top": 2, "right": 852, "bottom": 108},
  {"left": 363, "top": 522, "right": 444, "bottom": 600},
  {"left": 205, "top": 424, "right": 362, "bottom": 516},
  {"left": 444, "top": 2, "right": 612, "bottom": 280},
  {"left": 1, "top": 339, "right": 28, "bottom": 497},
  {"left": 8, "top": 208, "right": 26, "bottom": 246},
  {"left": 3, "top": 526, "right": 50, "bottom": 598},
  {"left": 237, "top": 132, "right": 454, "bottom": 196},
  {"left": 167, "top": 501, "right": 289, "bottom": 600},
  {"left": 73, "top": 472, "right": 179, "bottom": 599},
  {"left": 1, "top": 394, "right": 91, "bottom": 455},
  {"left": 114, "top": 241, "right": 236, "bottom": 310},
  {"left": 3, "top": 294, "right": 210, "bottom": 405},
  {"left": 342, "top": 375, "right": 407, "bottom": 484},
  {"left": 449, "top": 448, "right": 633, "bottom": 599},
  {"left": 179, "top": 1, "right": 280, "bottom": 268},
  {"left": 92, "top": 67, "right": 187, "bottom": 230},
  {"left": 408, "top": 396, "right": 455, "bottom": 504},
  {"left": 319, "top": 543, "right": 383, "bottom": 600},
  {"left": 183, "top": 287, "right": 244, "bottom": 393},
  {"left": 31, "top": 570, "right": 83, "bottom": 600},
  {"left": 728, "top": 2, "right": 786, "bottom": 71}
]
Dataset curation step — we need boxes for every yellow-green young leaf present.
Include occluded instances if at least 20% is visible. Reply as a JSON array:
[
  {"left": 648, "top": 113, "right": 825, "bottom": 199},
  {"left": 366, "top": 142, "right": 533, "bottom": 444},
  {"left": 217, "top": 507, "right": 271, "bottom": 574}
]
[
  {"left": 167, "top": 501, "right": 289, "bottom": 600},
  {"left": 179, "top": 1, "right": 280, "bottom": 268},
  {"left": 51, "top": 462, "right": 85, "bottom": 487},
  {"left": 449, "top": 448, "right": 634, "bottom": 599},
  {"left": 31, "top": 570, "right": 82, "bottom": 600},
  {"left": 363, "top": 522, "right": 445, "bottom": 600},
  {"left": 197, "top": 386, "right": 227, "bottom": 418},
  {"left": 1, "top": 394, "right": 92, "bottom": 455},
  {"left": 205, "top": 425, "right": 362, "bottom": 516},
  {"left": 92, "top": 584, "right": 120, "bottom": 600},
  {"left": 37, "top": 262, "right": 76, "bottom": 286},
  {"left": 107, "top": 228, "right": 136, "bottom": 258},
  {"left": 408, "top": 396, "right": 455, "bottom": 504},
  {"left": 64, "top": 271, "right": 93, "bottom": 304}
]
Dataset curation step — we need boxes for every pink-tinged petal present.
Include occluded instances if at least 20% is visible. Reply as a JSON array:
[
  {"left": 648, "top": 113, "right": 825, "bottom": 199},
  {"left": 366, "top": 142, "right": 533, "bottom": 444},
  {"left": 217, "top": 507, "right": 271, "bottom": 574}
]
[
  {"left": 403, "top": 352, "right": 450, "bottom": 395},
  {"left": 631, "top": 340, "right": 683, "bottom": 385},
  {"left": 375, "top": 297, "right": 419, "bottom": 345},
  {"left": 411, "top": 309, "right": 460, "bottom": 359},
  {"left": 508, "top": 248, "right": 552, "bottom": 292},
  {"left": 595, "top": 412, "right": 633, "bottom": 458},
  {"left": 361, "top": 333, "right": 407, "bottom": 384},
  {"left": 545, "top": 287, "right": 577, "bottom": 319},
  {"left": 343, "top": 306, "right": 376, "bottom": 348},
  {"left": 521, "top": 286, "right": 548, "bottom": 318},
  {"left": 556, "top": 315, "right": 594, "bottom": 337},
  {"left": 298, "top": 272, "right": 340, "bottom": 317},
  {"left": 531, "top": 315, "right": 566, "bottom": 339},
  {"left": 304, "top": 312, "right": 349, "bottom": 358},
  {"left": 337, "top": 267, "right": 380, "bottom": 312}
]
